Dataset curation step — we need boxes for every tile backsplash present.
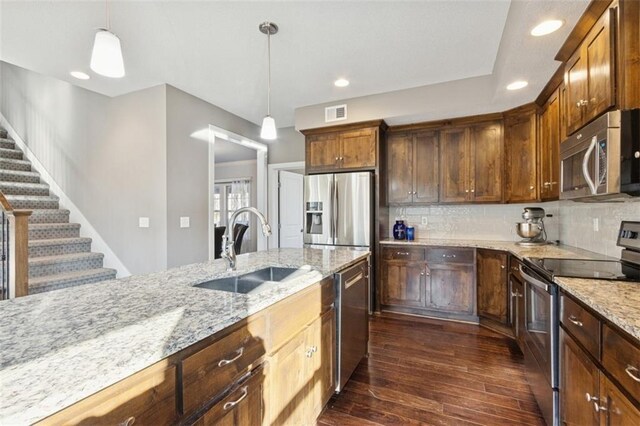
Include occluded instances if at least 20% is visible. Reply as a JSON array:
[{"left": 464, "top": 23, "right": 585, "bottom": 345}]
[{"left": 389, "top": 199, "right": 640, "bottom": 257}]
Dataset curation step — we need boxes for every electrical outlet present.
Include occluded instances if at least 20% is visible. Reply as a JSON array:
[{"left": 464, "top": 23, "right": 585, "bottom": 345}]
[
  {"left": 180, "top": 217, "right": 190, "bottom": 228},
  {"left": 593, "top": 218, "right": 599, "bottom": 232},
  {"left": 139, "top": 217, "right": 150, "bottom": 228},
  {"left": 421, "top": 216, "right": 428, "bottom": 225}
]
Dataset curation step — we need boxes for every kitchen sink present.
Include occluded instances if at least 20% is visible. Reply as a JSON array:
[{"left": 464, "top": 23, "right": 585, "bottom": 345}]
[{"left": 195, "top": 267, "right": 306, "bottom": 295}]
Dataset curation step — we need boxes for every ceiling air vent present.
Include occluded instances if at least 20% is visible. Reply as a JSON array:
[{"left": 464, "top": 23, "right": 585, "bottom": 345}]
[{"left": 325, "top": 104, "right": 347, "bottom": 123}]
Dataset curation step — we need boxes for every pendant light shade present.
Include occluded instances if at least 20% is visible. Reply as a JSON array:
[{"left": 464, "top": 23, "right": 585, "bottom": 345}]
[
  {"left": 259, "top": 22, "right": 278, "bottom": 140},
  {"left": 260, "top": 115, "right": 277, "bottom": 140},
  {"left": 90, "top": 29, "right": 125, "bottom": 78}
]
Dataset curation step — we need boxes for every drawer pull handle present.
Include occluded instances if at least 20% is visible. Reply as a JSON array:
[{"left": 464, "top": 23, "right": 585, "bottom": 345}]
[
  {"left": 223, "top": 386, "right": 248, "bottom": 410},
  {"left": 119, "top": 417, "right": 135, "bottom": 426},
  {"left": 442, "top": 254, "right": 456, "bottom": 258},
  {"left": 568, "top": 316, "right": 583, "bottom": 327},
  {"left": 396, "top": 252, "right": 410, "bottom": 256},
  {"left": 625, "top": 365, "right": 640, "bottom": 382},
  {"left": 585, "top": 392, "right": 598, "bottom": 402},
  {"left": 218, "top": 347, "right": 244, "bottom": 367},
  {"left": 345, "top": 273, "right": 364, "bottom": 289},
  {"left": 594, "top": 402, "right": 607, "bottom": 413}
]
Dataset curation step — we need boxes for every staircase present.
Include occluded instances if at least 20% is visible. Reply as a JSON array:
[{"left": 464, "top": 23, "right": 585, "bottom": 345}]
[{"left": 0, "top": 126, "right": 117, "bottom": 294}]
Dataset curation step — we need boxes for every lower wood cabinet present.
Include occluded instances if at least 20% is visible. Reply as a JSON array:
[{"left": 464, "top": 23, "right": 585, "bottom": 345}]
[
  {"left": 192, "top": 366, "right": 265, "bottom": 426},
  {"left": 267, "top": 308, "right": 335, "bottom": 426},
  {"left": 380, "top": 245, "right": 476, "bottom": 321},
  {"left": 560, "top": 292, "right": 640, "bottom": 426},
  {"left": 477, "top": 249, "right": 509, "bottom": 325}
]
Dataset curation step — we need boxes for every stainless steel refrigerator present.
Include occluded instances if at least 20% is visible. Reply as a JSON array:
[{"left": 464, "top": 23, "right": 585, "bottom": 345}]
[
  {"left": 304, "top": 171, "right": 372, "bottom": 393},
  {"left": 303, "top": 171, "right": 372, "bottom": 248}
]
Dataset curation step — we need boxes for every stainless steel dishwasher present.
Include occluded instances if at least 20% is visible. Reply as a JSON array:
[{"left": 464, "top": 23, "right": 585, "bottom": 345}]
[{"left": 335, "top": 259, "right": 369, "bottom": 392}]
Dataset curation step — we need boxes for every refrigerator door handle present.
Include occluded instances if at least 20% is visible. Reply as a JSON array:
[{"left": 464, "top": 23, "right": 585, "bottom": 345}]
[
  {"left": 334, "top": 179, "right": 339, "bottom": 244},
  {"left": 329, "top": 177, "right": 335, "bottom": 243}
]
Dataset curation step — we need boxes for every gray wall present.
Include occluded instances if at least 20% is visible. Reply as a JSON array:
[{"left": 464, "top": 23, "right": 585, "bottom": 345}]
[
  {"left": 268, "top": 126, "right": 305, "bottom": 164},
  {"left": 0, "top": 61, "right": 168, "bottom": 274},
  {"left": 165, "top": 85, "right": 262, "bottom": 268}
]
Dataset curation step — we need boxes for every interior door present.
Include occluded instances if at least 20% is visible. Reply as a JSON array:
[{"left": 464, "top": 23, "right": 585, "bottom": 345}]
[
  {"left": 278, "top": 171, "right": 304, "bottom": 248},
  {"left": 334, "top": 172, "right": 371, "bottom": 247}
]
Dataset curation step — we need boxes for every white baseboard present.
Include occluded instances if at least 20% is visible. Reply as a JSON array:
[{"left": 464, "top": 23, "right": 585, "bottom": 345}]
[{"left": 0, "top": 114, "right": 131, "bottom": 278}]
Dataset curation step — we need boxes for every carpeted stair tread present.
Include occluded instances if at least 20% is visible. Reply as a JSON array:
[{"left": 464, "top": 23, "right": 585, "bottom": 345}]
[
  {"left": 0, "top": 158, "right": 31, "bottom": 171},
  {"left": 29, "top": 251, "right": 103, "bottom": 266},
  {"left": 29, "top": 268, "right": 117, "bottom": 293},
  {"left": 0, "top": 181, "right": 49, "bottom": 196},
  {"left": 0, "top": 169, "right": 40, "bottom": 183},
  {"left": 29, "top": 237, "right": 92, "bottom": 247},
  {"left": 0, "top": 147, "right": 23, "bottom": 160}
]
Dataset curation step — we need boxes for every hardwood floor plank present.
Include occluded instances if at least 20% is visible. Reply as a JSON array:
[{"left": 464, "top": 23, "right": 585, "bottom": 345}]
[{"left": 317, "top": 314, "right": 543, "bottom": 426}]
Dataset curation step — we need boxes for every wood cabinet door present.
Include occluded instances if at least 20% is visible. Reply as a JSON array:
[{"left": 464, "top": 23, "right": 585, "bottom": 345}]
[
  {"left": 439, "top": 127, "right": 470, "bottom": 203},
  {"left": 600, "top": 374, "right": 640, "bottom": 426},
  {"left": 560, "top": 328, "right": 600, "bottom": 426},
  {"left": 470, "top": 121, "right": 503, "bottom": 203},
  {"left": 506, "top": 113, "right": 538, "bottom": 203},
  {"left": 340, "top": 128, "right": 376, "bottom": 169},
  {"left": 427, "top": 263, "right": 474, "bottom": 315},
  {"left": 585, "top": 9, "right": 615, "bottom": 123},
  {"left": 565, "top": 49, "right": 588, "bottom": 135},
  {"left": 268, "top": 329, "right": 310, "bottom": 426},
  {"left": 193, "top": 367, "right": 265, "bottom": 426},
  {"left": 307, "top": 308, "right": 336, "bottom": 420},
  {"left": 540, "top": 91, "right": 561, "bottom": 201},
  {"left": 306, "top": 133, "right": 340, "bottom": 172},
  {"left": 381, "top": 259, "right": 427, "bottom": 308},
  {"left": 413, "top": 131, "right": 439, "bottom": 203},
  {"left": 477, "top": 249, "right": 508, "bottom": 324},
  {"left": 387, "top": 133, "right": 414, "bottom": 204}
]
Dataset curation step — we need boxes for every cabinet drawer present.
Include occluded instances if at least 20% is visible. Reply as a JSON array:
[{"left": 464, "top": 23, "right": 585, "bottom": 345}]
[
  {"left": 602, "top": 324, "right": 640, "bottom": 402},
  {"left": 182, "top": 316, "right": 266, "bottom": 415},
  {"left": 38, "top": 363, "right": 177, "bottom": 426},
  {"left": 560, "top": 294, "right": 600, "bottom": 359},
  {"left": 193, "top": 365, "right": 265, "bottom": 426},
  {"left": 426, "top": 247, "right": 474, "bottom": 264},
  {"left": 382, "top": 246, "right": 424, "bottom": 261}
]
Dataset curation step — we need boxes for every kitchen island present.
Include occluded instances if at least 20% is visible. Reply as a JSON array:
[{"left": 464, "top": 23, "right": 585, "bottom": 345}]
[{"left": 0, "top": 247, "right": 368, "bottom": 425}]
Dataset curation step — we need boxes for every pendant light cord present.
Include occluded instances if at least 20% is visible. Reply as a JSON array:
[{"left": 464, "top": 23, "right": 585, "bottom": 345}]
[
  {"left": 267, "top": 29, "right": 271, "bottom": 116},
  {"left": 105, "top": 0, "right": 110, "bottom": 30}
]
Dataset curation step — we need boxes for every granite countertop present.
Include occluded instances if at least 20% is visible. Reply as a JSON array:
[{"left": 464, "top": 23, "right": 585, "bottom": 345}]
[
  {"left": 0, "top": 247, "right": 369, "bottom": 425},
  {"left": 380, "top": 238, "right": 613, "bottom": 260},
  {"left": 381, "top": 238, "right": 639, "bottom": 342}
]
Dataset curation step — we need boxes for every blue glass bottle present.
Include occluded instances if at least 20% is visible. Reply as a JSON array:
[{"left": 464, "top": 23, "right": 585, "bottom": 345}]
[{"left": 393, "top": 220, "right": 406, "bottom": 240}]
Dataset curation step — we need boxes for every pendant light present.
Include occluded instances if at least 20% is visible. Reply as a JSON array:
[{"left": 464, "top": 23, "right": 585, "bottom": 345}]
[
  {"left": 90, "top": 0, "right": 125, "bottom": 78},
  {"left": 259, "top": 22, "right": 278, "bottom": 140}
]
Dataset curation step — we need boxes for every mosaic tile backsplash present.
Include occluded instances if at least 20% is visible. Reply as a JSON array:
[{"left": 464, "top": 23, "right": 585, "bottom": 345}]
[{"left": 389, "top": 199, "right": 640, "bottom": 257}]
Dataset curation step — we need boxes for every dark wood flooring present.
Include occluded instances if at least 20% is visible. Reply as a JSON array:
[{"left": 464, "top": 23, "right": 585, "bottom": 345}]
[{"left": 317, "top": 313, "right": 545, "bottom": 426}]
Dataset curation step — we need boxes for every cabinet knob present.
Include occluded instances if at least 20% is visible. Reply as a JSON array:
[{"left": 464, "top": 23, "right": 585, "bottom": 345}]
[
  {"left": 543, "top": 182, "right": 550, "bottom": 187},
  {"left": 501, "top": 265, "right": 505, "bottom": 269},
  {"left": 529, "top": 186, "right": 535, "bottom": 190},
  {"left": 408, "top": 191, "right": 412, "bottom": 195},
  {"left": 585, "top": 392, "right": 598, "bottom": 402},
  {"left": 470, "top": 189, "right": 475, "bottom": 193},
  {"left": 634, "top": 151, "right": 640, "bottom": 159},
  {"left": 413, "top": 191, "right": 417, "bottom": 195},
  {"left": 593, "top": 402, "right": 607, "bottom": 413},
  {"left": 465, "top": 189, "right": 469, "bottom": 193}
]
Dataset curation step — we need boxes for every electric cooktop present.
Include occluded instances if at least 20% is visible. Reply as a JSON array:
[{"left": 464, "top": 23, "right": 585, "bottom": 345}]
[{"left": 527, "top": 258, "right": 640, "bottom": 282}]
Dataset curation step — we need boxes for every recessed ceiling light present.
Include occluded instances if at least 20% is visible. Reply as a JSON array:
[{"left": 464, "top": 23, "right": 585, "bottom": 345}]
[
  {"left": 70, "top": 71, "right": 90, "bottom": 80},
  {"left": 531, "top": 20, "right": 564, "bottom": 37},
  {"left": 507, "top": 80, "right": 528, "bottom": 91},
  {"left": 334, "top": 78, "right": 350, "bottom": 88}
]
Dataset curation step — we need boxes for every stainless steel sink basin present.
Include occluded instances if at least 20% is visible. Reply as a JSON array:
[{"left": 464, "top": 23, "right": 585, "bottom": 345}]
[{"left": 195, "top": 267, "right": 306, "bottom": 294}]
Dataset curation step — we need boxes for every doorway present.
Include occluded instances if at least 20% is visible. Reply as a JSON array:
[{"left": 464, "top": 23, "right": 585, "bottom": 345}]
[
  {"left": 268, "top": 161, "right": 305, "bottom": 249},
  {"left": 207, "top": 125, "right": 268, "bottom": 260}
]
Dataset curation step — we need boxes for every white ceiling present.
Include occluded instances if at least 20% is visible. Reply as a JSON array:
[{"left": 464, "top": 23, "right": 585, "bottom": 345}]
[{"left": 0, "top": 1, "right": 588, "bottom": 128}]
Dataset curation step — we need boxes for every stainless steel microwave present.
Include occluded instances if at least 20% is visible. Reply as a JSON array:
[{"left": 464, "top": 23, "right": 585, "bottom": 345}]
[{"left": 560, "top": 109, "right": 640, "bottom": 201}]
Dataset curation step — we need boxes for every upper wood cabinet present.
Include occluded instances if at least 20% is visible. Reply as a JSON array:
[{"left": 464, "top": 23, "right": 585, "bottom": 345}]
[
  {"left": 564, "top": 8, "right": 616, "bottom": 135},
  {"left": 387, "top": 131, "right": 439, "bottom": 204},
  {"left": 505, "top": 106, "right": 539, "bottom": 203},
  {"left": 539, "top": 88, "right": 561, "bottom": 201},
  {"left": 477, "top": 249, "right": 509, "bottom": 325},
  {"left": 439, "top": 121, "right": 503, "bottom": 203},
  {"left": 303, "top": 121, "right": 386, "bottom": 173}
]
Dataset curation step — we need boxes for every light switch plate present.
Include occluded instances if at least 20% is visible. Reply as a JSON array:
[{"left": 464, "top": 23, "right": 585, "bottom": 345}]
[
  {"left": 139, "top": 217, "right": 150, "bottom": 228},
  {"left": 421, "top": 216, "right": 428, "bottom": 225},
  {"left": 180, "top": 217, "right": 190, "bottom": 228},
  {"left": 593, "top": 218, "right": 599, "bottom": 232}
]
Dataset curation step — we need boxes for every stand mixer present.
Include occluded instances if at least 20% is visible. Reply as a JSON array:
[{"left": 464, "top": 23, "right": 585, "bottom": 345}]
[{"left": 516, "top": 207, "right": 549, "bottom": 246}]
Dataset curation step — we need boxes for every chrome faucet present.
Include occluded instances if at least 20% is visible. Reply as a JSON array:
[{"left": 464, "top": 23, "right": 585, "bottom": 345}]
[{"left": 221, "top": 207, "right": 272, "bottom": 271}]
